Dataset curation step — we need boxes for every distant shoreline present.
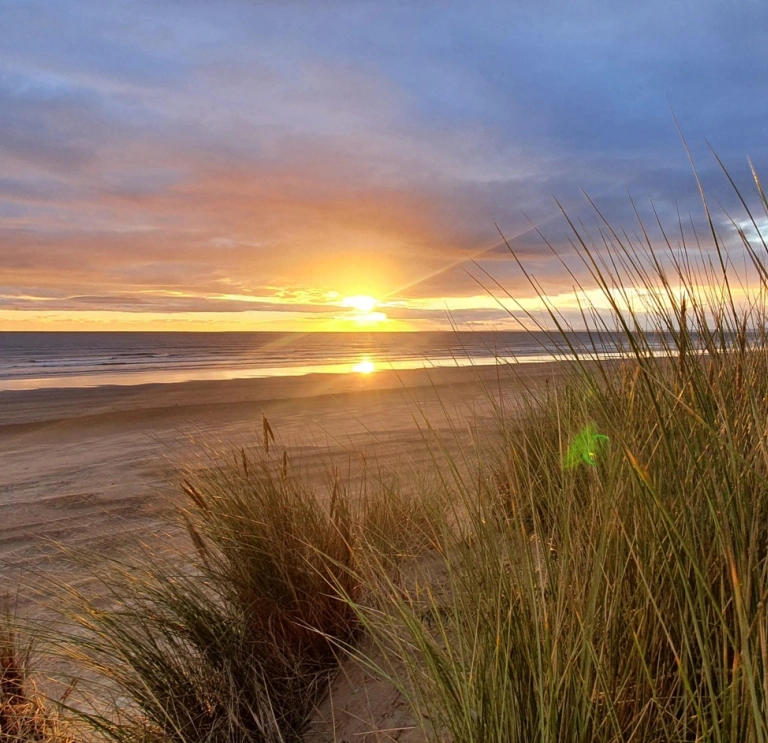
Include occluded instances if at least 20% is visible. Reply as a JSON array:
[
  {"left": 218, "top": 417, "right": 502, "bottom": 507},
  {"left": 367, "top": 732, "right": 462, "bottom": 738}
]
[
  {"left": 0, "top": 360, "right": 567, "bottom": 428},
  {"left": 0, "top": 329, "right": 630, "bottom": 392},
  {"left": 0, "top": 354, "right": 573, "bottom": 393}
]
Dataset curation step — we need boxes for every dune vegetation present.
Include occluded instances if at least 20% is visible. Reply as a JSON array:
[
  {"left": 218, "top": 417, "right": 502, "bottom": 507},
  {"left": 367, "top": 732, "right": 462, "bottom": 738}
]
[
  {"left": 7, "top": 160, "right": 768, "bottom": 742},
  {"left": 1, "top": 606, "right": 74, "bottom": 743}
]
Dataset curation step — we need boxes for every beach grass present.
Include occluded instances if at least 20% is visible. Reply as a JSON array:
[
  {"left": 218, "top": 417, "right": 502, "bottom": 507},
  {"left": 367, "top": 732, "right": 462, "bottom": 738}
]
[
  {"left": 47, "top": 436, "right": 448, "bottom": 743},
  {"left": 15, "top": 159, "right": 768, "bottom": 742},
  {"left": 345, "top": 163, "right": 768, "bottom": 742},
  {"left": 1, "top": 605, "right": 74, "bottom": 743}
]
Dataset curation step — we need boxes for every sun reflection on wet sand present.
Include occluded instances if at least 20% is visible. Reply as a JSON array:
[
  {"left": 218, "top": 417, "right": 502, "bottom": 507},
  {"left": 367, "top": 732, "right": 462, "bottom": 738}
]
[
  {"left": 352, "top": 359, "right": 375, "bottom": 374},
  {"left": 0, "top": 352, "right": 643, "bottom": 392}
]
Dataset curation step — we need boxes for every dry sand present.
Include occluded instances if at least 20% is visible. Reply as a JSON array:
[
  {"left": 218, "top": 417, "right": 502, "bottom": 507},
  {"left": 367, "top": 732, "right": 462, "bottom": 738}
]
[{"left": 0, "top": 361, "right": 562, "bottom": 741}]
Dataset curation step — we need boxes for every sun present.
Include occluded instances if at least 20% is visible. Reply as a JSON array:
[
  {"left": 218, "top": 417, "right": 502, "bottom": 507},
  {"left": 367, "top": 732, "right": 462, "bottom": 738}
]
[
  {"left": 341, "top": 295, "right": 378, "bottom": 313},
  {"left": 330, "top": 294, "right": 390, "bottom": 329}
]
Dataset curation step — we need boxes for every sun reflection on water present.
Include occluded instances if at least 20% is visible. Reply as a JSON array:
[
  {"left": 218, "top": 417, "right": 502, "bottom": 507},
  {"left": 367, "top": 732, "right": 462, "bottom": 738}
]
[{"left": 353, "top": 359, "right": 375, "bottom": 374}]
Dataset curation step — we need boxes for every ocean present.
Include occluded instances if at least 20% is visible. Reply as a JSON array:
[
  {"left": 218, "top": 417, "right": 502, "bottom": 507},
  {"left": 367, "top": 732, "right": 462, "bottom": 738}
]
[{"left": 0, "top": 331, "right": 621, "bottom": 391}]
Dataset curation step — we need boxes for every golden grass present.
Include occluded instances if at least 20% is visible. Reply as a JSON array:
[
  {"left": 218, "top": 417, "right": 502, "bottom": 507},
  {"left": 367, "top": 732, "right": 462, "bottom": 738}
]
[{"left": 1, "top": 608, "right": 74, "bottom": 743}]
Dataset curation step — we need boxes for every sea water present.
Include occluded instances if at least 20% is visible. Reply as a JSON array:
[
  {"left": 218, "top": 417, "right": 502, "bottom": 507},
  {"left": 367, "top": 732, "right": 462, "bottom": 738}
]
[{"left": 0, "top": 331, "right": 625, "bottom": 391}]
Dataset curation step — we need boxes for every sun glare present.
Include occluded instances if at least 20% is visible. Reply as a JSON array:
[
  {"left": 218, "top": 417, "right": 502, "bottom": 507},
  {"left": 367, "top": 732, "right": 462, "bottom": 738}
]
[
  {"left": 353, "top": 359, "right": 375, "bottom": 374},
  {"left": 341, "top": 295, "right": 378, "bottom": 313}
]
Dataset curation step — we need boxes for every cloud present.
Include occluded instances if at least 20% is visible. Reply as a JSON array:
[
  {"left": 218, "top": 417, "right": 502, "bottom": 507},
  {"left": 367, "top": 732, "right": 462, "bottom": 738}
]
[{"left": 2, "top": 0, "right": 768, "bottom": 328}]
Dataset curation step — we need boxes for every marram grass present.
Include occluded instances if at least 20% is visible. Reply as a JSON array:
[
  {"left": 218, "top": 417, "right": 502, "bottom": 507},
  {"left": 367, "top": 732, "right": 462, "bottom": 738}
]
[
  {"left": 348, "top": 162, "right": 768, "bottom": 742},
  {"left": 1, "top": 607, "right": 74, "bottom": 743},
  {"left": 48, "top": 441, "right": 448, "bottom": 743}
]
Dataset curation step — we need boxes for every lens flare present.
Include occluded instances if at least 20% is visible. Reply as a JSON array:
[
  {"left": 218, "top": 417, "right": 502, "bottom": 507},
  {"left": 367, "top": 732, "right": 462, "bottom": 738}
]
[{"left": 564, "top": 423, "right": 609, "bottom": 468}]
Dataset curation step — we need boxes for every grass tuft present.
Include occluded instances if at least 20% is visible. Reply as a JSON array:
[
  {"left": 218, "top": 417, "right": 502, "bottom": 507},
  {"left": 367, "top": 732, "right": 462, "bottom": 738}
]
[
  {"left": 1, "top": 606, "right": 74, "bottom": 743},
  {"left": 51, "top": 435, "right": 447, "bottom": 743}
]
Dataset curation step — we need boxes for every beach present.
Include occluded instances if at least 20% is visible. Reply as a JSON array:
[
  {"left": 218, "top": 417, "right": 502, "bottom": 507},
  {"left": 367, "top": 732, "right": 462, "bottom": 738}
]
[
  {"left": 0, "top": 361, "right": 557, "bottom": 740},
  {"left": 0, "top": 362, "right": 562, "bottom": 614}
]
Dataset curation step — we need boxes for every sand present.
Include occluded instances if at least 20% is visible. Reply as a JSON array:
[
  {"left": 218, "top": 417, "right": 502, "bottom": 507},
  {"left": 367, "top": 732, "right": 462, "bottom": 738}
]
[
  {"left": 0, "top": 361, "right": 563, "bottom": 741},
  {"left": 1, "top": 363, "right": 561, "bottom": 574}
]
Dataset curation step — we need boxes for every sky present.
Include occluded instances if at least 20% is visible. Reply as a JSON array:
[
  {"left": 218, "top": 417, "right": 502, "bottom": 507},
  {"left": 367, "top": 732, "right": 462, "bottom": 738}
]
[{"left": 2, "top": 0, "right": 768, "bottom": 331}]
